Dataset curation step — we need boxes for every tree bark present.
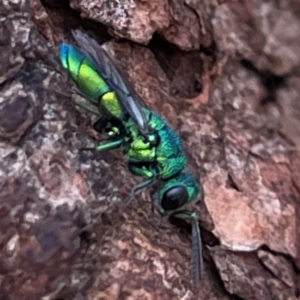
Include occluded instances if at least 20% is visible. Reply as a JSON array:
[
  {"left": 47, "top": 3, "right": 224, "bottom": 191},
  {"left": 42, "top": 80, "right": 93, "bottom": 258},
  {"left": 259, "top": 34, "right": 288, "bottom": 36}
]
[{"left": 0, "top": 0, "right": 299, "bottom": 299}]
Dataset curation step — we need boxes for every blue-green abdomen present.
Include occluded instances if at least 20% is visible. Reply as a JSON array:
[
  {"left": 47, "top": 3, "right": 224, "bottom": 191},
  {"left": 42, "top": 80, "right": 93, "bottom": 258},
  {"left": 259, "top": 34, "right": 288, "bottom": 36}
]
[
  {"left": 59, "top": 43, "right": 123, "bottom": 120},
  {"left": 59, "top": 43, "right": 110, "bottom": 102}
]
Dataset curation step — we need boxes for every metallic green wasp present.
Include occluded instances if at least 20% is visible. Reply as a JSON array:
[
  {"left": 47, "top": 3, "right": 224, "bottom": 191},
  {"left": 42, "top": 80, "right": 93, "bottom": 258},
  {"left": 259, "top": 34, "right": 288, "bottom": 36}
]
[{"left": 59, "top": 30, "right": 203, "bottom": 284}]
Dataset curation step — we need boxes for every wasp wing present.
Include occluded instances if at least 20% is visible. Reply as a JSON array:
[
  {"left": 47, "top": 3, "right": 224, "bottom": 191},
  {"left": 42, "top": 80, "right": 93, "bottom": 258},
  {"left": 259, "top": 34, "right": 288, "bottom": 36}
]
[{"left": 71, "top": 29, "right": 150, "bottom": 136}]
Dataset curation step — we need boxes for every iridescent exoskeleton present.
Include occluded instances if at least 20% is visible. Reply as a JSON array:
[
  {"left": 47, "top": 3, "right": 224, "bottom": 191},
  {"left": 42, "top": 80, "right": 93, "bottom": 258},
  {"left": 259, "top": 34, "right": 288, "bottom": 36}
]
[{"left": 59, "top": 30, "right": 203, "bottom": 284}]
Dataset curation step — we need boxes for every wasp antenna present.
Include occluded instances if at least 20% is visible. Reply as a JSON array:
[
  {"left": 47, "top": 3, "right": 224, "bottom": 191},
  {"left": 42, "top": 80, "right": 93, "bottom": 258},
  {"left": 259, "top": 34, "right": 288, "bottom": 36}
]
[
  {"left": 191, "top": 211, "right": 203, "bottom": 285},
  {"left": 172, "top": 209, "right": 203, "bottom": 285}
]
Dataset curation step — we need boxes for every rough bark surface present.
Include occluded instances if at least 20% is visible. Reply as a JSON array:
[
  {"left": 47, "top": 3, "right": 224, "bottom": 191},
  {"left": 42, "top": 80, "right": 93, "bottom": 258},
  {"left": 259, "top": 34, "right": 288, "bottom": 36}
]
[{"left": 1, "top": 0, "right": 300, "bottom": 299}]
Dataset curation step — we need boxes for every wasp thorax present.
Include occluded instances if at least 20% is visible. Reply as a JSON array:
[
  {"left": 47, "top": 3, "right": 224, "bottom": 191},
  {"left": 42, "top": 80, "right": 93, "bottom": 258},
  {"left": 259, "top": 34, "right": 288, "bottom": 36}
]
[{"left": 161, "top": 185, "right": 188, "bottom": 211}]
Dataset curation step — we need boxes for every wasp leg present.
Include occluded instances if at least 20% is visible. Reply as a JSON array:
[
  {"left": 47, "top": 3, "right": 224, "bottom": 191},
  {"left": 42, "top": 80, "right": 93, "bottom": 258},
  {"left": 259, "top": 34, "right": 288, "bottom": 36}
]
[
  {"left": 124, "top": 177, "right": 156, "bottom": 208},
  {"left": 80, "top": 141, "right": 122, "bottom": 155},
  {"left": 150, "top": 207, "right": 164, "bottom": 232},
  {"left": 72, "top": 96, "right": 100, "bottom": 116},
  {"left": 150, "top": 191, "right": 164, "bottom": 229},
  {"left": 171, "top": 210, "right": 203, "bottom": 286},
  {"left": 80, "top": 139, "right": 122, "bottom": 153},
  {"left": 95, "top": 139, "right": 123, "bottom": 151}
]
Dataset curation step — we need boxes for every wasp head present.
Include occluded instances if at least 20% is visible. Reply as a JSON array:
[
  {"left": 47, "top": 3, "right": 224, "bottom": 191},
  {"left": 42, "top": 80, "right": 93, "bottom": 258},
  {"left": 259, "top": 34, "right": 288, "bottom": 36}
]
[{"left": 153, "top": 172, "right": 201, "bottom": 215}]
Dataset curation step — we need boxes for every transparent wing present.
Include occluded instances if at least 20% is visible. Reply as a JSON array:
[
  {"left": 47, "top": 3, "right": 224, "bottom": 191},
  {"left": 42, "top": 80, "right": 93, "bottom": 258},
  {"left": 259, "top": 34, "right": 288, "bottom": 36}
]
[{"left": 72, "top": 29, "right": 150, "bottom": 136}]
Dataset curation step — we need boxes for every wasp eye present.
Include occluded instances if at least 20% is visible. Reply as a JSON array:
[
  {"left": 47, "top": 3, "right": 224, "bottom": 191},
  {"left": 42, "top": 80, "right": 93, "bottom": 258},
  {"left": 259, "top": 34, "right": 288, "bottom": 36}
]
[{"left": 161, "top": 186, "right": 188, "bottom": 211}]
